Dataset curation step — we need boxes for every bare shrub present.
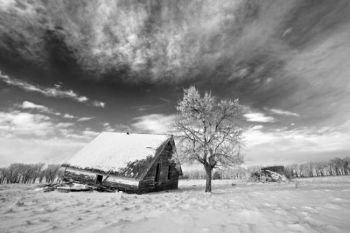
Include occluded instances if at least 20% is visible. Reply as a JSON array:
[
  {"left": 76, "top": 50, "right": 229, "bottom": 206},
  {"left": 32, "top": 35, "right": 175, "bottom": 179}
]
[{"left": 0, "top": 163, "right": 61, "bottom": 184}]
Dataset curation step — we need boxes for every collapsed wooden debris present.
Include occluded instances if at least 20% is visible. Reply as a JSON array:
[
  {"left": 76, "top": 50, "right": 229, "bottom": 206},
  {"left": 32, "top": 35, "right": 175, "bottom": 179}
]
[
  {"left": 38, "top": 182, "right": 116, "bottom": 193},
  {"left": 56, "top": 183, "right": 92, "bottom": 193},
  {"left": 250, "top": 169, "right": 288, "bottom": 182}
]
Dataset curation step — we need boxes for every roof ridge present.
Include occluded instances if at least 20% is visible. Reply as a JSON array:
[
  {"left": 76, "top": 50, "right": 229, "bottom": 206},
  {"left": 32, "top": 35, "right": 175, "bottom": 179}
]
[{"left": 100, "top": 131, "right": 172, "bottom": 136}]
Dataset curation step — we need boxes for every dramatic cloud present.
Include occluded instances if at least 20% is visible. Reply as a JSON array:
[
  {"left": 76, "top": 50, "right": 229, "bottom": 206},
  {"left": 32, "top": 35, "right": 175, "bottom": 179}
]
[
  {"left": 21, "top": 101, "right": 49, "bottom": 112},
  {"left": 0, "top": 71, "right": 105, "bottom": 107},
  {"left": 0, "top": 111, "right": 53, "bottom": 137},
  {"left": 132, "top": 114, "right": 176, "bottom": 134},
  {"left": 0, "top": 0, "right": 316, "bottom": 82},
  {"left": 0, "top": 136, "right": 85, "bottom": 166},
  {"left": 1, "top": 0, "right": 350, "bottom": 122},
  {"left": 0, "top": 107, "right": 98, "bottom": 138},
  {"left": 63, "top": 113, "right": 75, "bottom": 119},
  {"left": 269, "top": 108, "right": 300, "bottom": 117},
  {"left": 244, "top": 112, "right": 275, "bottom": 123},
  {"left": 0, "top": 108, "right": 100, "bottom": 166},
  {"left": 17, "top": 101, "right": 95, "bottom": 123},
  {"left": 92, "top": 101, "right": 105, "bottom": 108},
  {"left": 243, "top": 124, "right": 350, "bottom": 165},
  {"left": 102, "top": 122, "right": 114, "bottom": 132},
  {"left": 77, "top": 117, "right": 95, "bottom": 122}
]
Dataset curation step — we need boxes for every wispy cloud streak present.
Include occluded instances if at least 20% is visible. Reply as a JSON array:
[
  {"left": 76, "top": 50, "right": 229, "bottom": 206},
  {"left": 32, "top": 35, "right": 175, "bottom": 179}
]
[
  {"left": 132, "top": 114, "right": 176, "bottom": 134},
  {"left": 269, "top": 108, "right": 300, "bottom": 117},
  {"left": 0, "top": 71, "right": 105, "bottom": 108},
  {"left": 244, "top": 112, "right": 275, "bottom": 123}
]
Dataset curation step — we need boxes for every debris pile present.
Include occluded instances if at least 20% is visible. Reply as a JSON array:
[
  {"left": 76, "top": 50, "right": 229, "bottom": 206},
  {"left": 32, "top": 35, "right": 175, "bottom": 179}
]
[
  {"left": 250, "top": 169, "right": 288, "bottom": 183},
  {"left": 38, "top": 182, "right": 115, "bottom": 193}
]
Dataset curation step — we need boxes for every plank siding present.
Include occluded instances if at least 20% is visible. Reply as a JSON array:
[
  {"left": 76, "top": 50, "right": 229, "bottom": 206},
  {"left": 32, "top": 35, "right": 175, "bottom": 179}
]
[
  {"left": 139, "top": 142, "right": 179, "bottom": 193},
  {"left": 63, "top": 167, "right": 139, "bottom": 193}
]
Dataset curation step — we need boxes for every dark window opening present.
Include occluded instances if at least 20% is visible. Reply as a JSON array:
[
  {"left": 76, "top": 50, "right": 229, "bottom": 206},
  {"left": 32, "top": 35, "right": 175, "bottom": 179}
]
[
  {"left": 96, "top": 174, "right": 103, "bottom": 184},
  {"left": 155, "top": 163, "right": 160, "bottom": 183},
  {"left": 168, "top": 165, "right": 171, "bottom": 180}
]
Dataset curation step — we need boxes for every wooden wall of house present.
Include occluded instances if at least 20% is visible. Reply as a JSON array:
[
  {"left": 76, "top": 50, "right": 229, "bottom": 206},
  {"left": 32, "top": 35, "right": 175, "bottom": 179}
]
[
  {"left": 63, "top": 167, "right": 97, "bottom": 185},
  {"left": 139, "top": 142, "right": 180, "bottom": 193},
  {"left": 63, "top": 167, "right": 139, "bottom": 193}
]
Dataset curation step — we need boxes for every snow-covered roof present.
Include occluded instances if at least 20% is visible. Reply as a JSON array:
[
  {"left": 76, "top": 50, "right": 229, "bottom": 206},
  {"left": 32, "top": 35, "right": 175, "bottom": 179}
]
[{"left": 67, "top": 132, "right": 171, "bottom": 175}]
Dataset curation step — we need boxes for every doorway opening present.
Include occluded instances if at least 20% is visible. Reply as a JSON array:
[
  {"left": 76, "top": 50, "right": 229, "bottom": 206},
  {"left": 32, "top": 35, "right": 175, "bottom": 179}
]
[
  {"left": 96, "top": 174, "right": 103, "bottom": 184},
  {"left": 155, "top": 163, "right": 161, "bottom": 184},
  {"left": 168, "top": 165, "right": 171, "bottom": 180}
]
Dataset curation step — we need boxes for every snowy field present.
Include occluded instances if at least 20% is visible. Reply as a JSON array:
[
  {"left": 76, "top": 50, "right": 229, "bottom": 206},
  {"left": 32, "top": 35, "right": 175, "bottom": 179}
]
[{"left": 1, "top": 176, "right": 350, "bottom": 233}]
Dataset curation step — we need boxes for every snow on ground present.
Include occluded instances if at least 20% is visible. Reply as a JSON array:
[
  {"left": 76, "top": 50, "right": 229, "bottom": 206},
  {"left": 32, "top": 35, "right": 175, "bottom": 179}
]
[{"left": 1, "top": 176, "right": 350, "bottom": 233}]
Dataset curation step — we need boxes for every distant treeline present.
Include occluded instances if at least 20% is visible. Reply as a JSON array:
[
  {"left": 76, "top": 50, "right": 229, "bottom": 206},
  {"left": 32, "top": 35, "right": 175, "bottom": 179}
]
[
  {"left": 182, "top": 157, "right": 350, "bottom": 180},
  {"left": 2, "top": 157, "right": 349, "bottom": 184},
  {"left": 285, "top": 157, "right": 350, "bottom": 178},
  {"left": 0, "top": 163, "right": 63, "bottom": 184},
  {"left": 182, "top": 166, "right": 259, "bottom": 180}
]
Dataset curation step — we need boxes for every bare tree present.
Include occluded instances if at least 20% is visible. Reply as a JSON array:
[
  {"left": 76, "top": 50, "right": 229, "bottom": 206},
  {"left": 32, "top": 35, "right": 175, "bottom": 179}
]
[
  {"left": 44, "top": 164, "right": 61, "bottom": 183},
  {"left": 0, "top": 168, "right": 5, "bottom": 184},
  {"left": 175, "top": 86, "right": 243, "bottom": 192},
  {"left": 343, "top": 157, "right": 350, "bottom": 175}
]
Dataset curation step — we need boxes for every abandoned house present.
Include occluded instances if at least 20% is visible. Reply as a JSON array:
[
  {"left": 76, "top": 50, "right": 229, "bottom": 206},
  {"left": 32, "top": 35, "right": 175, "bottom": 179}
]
[{"left": 62, "top": 132, "right": 182, "bottom": 193}]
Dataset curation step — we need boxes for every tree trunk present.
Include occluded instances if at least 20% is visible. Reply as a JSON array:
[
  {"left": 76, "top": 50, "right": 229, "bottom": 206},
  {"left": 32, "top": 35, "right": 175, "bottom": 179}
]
[{"left": 205, "top": 166, "right": 212, "bottom": 192}]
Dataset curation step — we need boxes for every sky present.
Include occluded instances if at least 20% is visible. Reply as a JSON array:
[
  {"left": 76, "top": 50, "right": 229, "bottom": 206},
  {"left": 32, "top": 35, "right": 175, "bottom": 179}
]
[{"left": 1, "top": 0, "right": 350, "bottom": 166}]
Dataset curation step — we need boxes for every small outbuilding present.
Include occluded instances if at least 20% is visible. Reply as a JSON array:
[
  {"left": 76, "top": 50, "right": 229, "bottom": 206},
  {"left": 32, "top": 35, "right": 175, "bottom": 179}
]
[{"left": 62, "top": 132, "right": 182, "bottom": 193}]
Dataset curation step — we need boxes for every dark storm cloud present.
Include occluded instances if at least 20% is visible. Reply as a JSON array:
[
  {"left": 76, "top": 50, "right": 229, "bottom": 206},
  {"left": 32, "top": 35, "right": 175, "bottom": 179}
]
[
  {"left": 0, "top": 0, "right": 314, "bottom": 83},
  {"left": 1, "top": 0, "right": 350, "bottom": 104},
  {"left": 1, "top": 0, "right": 350, "bottom": 114}
]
